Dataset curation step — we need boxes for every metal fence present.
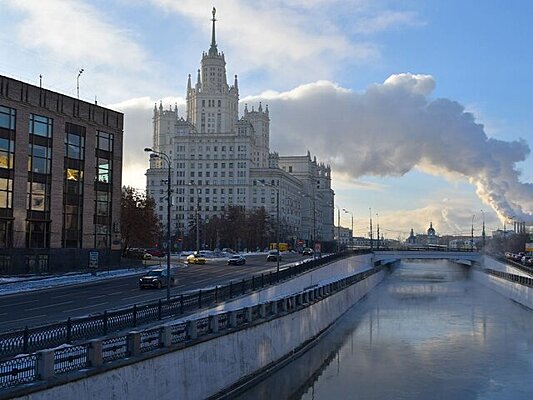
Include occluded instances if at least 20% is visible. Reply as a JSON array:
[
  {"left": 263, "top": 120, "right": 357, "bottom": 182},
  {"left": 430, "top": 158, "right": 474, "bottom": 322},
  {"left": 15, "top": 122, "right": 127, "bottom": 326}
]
[
  {"left": 0, "top": 251, "right": 363, "bottom": 360},
  {"left": 0, "top": 264, "right": 383, "bottom": 392},
  {"left": 484, "top": 268, "right": 533, "bottom": 287}
]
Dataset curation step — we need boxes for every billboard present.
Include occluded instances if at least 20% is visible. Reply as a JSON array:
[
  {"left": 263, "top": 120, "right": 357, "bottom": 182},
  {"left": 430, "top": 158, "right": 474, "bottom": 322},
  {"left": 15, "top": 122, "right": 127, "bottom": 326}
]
[{"left": 526, "top": 243, "right": 533, "bottom": 252}]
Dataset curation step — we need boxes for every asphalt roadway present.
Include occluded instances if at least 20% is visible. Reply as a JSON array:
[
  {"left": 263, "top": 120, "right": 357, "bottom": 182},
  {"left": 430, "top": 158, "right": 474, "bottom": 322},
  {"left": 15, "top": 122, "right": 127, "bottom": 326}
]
[{"left": 0, "top": 253, "right": 307, "bottom": 332}]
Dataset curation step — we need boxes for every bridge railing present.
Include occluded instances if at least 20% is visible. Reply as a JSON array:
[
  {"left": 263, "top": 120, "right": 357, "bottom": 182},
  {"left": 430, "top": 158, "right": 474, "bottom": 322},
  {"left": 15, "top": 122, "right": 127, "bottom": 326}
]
[
  {"left": 0, "top": 250, "right": 369, "bottom": 360},
  {"left": 0, "top": 266, "right": 383, "bottom": 393}
]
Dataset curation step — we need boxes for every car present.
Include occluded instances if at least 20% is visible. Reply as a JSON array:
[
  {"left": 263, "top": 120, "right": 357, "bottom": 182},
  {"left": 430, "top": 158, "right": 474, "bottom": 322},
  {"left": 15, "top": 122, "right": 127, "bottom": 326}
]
[
  {"left": 266, "top": 250, "right": 281, "bottom": 262},
  {"left": 227, "top": 254, "right": 246, "bottom": 265},
  {"left": 302, "top": 248, "right": 314, "bottom": 256},
  {"left": 146, "top": 248, "right": 166, "bottom": 258},
  {"left": 139, "top": 268, "right": 175, "bottom": 289},
  {"left": 127, "top": 249, "right": 152, "bottom": 260},
  {"left": 187, "top": 253, "right": 207, "bottom": 265}
]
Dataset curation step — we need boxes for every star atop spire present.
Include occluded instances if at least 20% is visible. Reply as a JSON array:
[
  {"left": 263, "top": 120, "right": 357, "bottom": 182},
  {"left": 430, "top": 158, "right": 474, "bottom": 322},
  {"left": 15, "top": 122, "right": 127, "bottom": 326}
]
[{"left": 209, "top": 7, "right": 218, "bottom": 55}]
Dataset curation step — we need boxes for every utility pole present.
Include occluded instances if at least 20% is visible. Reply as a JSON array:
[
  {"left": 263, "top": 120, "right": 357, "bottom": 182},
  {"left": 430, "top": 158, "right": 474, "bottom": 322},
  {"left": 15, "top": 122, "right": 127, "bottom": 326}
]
[
  {"left": 369, "top": 208, "right": 373, "bottom": 250},
  {"left": 196, "top": 187, "right": 200, "bottom": 252},
  {"left": 481, "top": 209, "right": 486, "bottom": 248},
  {"left": 376, "top": 213, "right": 380, "bottom": 249},
  {"left": 471, "top": 214, "right": 475, "bottom": 250},
  {"left": 144, "top": 148, "right": 172, "bottom": 301}
]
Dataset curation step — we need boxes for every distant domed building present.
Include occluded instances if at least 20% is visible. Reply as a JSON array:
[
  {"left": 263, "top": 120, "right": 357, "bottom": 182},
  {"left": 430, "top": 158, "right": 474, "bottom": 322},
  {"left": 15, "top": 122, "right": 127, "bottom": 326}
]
[
  {"left": 406, "top": 223, "right": 439, "bottom": 246},
  {"left": 427, "top": 222, "right": 438, "bottom": 245},
  {"left": 407, "top": 229, "right": 417, "bottom": 244}
]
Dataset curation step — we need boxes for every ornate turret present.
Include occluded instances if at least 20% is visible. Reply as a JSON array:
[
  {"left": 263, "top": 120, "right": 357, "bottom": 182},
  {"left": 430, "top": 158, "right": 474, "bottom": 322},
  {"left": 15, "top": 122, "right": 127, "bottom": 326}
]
[{"left": 427, "top": 222, "right": 435, "bottom": 236}]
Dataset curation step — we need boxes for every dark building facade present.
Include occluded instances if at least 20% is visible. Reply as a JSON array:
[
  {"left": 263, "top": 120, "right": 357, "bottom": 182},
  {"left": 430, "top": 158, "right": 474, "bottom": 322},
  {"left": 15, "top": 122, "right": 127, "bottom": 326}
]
[{"left": 0, "top": 75, "right": 123, "bottom": 274}]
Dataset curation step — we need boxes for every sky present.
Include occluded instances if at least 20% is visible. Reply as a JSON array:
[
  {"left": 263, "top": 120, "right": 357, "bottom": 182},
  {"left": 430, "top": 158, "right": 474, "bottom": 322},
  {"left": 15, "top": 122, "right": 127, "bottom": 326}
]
[{"left": 0, "top": 0, "right": 531, "bottom": 240}]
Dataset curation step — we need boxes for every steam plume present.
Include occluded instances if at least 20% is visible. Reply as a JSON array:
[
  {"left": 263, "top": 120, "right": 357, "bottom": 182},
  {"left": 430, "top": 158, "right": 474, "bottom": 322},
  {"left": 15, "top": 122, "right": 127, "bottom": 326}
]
[{"left": 258, "top": 74, "right": 532, "bottom": 222}]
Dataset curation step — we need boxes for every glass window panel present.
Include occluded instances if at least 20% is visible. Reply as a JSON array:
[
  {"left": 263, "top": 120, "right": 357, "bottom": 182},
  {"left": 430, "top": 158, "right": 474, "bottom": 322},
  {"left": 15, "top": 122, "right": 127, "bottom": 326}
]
[
  {"left": 31, "top": 194, "right": 45, "bottom": 211},
  {"left": 67, "top": 133, "right": 80, "bottom": 146},
  {"left": 96, "top": 191, "right": 109, "bottom": 201},
  {"left": 66, "top": 168, "right": 82, "bottom": 181},
  {"left": 0, "top": 178, "right": 9, "bottom": 191},
  {"left": 31, "top": 157, "right": 49, "bottom": 174},
  {"left": 0, "top": 191, "right": 7, "bottom": 208},
  {"left": 0, "top": 151, "right": 9, "bottom": 169},
  {"left": 0, "top": 138, "right": 9, "bottom": 151},
  {"left": 32, "top": 145, "right": 49, "bottom": 158},
  {"left": 96, "top": 202, "right": 109, "bottom": 215},
  {"left": 0, "top": 114, "right": 9, "bottom": 129},
  {"left": 64, "top": 214, "right": 78, "bottom": 230}
]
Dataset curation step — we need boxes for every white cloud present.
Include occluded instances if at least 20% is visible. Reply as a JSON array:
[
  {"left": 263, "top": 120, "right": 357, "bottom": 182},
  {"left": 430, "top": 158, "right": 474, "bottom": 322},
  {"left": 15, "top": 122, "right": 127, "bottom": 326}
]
[
  {"left": 6, "top": 0, "right": 148, "bottom": 71},
  {"left": 148, "top": 0, "right": 422, "bottom": 84},
  {"left": 244, "top": 75, "right": 532, "bottom": 223}
]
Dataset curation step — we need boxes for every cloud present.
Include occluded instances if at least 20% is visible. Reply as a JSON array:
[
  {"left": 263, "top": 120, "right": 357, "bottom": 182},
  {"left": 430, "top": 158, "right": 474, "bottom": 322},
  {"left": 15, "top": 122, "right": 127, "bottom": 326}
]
[
  {"left": 243, "top": 74, "right": 532, "bottom": 223},
  {"left": 1, "top": 0, "right": 157, "bottom": 101},
  {"left": 149, "top": 0, "right": 421, "bottom": 84},
  {"left": 6, "top": 0, "right": 148, "bottom": 71}
]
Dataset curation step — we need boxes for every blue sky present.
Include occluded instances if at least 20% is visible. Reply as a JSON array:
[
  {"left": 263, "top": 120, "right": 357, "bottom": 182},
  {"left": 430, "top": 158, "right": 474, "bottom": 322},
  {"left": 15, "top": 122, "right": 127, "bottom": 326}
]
[{"left": 0, "top": 0, "right": 531, "bottom": 238}]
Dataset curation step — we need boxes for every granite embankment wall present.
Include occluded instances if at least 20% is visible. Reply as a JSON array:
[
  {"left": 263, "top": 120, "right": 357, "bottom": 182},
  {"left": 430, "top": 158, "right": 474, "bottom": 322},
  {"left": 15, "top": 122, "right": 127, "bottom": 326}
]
[{"left": 472, "top": 255, "right": 533, "bottom": 310}]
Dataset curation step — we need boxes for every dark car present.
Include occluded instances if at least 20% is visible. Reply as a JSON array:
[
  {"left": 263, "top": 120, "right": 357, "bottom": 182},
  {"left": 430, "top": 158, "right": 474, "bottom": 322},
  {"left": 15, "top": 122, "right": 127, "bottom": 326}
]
[
  {"left": 146, "top": 248, "right": 166, "bottom": 258},
  {"left": 139, "top": 268, "right": 175, "bottom": 289},
  {"left": 266, "top": 250, "right": 281, "bottom": 262},
  {"left": 302, "top": 248, "right": 314, "bottom": 256},
  {"left": 227, "top": 254, "right": 246, "bottom": 265}
]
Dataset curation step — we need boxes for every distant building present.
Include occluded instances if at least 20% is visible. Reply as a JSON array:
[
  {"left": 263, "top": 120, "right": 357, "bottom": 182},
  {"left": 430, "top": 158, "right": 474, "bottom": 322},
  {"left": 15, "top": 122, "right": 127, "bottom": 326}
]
[
  {"left": 0, "top": 75, "right": 123, "bottom": 274},
  {"left": 406, "top": 222, "right": 439, "bottom": 245},
  {"left": 145, "top": 9, "right": 334, "bottom": 247},
  {"left": 334, "top": 226, "right": 352, "bottom": 247}
]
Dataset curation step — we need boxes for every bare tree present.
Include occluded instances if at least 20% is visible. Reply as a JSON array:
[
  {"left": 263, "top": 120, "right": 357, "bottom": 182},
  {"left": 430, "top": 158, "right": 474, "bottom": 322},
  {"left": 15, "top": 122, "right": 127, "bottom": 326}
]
[{"left": 121, "top": 187, "right": 162, "bottom": 256}]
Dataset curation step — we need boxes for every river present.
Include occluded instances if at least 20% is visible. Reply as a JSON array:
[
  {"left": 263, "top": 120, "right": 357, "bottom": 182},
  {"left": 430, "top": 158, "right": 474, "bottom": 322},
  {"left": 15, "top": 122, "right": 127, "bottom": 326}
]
[{"left": 235, "top": 260, "right": 533, "bottom": 400}]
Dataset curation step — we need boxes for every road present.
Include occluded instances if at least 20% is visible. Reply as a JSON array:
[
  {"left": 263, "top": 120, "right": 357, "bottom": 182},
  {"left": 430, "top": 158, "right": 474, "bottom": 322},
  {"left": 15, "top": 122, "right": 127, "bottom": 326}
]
[{"left": 0, "top": 253, "right": 307, "bottom": 332}]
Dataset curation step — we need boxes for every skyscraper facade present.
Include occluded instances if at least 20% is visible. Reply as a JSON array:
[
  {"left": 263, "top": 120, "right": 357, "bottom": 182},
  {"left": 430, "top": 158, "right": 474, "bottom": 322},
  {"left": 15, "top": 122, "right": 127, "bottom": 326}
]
[{"left": 146, "top": 8, "right": 334, "bottom": 249}]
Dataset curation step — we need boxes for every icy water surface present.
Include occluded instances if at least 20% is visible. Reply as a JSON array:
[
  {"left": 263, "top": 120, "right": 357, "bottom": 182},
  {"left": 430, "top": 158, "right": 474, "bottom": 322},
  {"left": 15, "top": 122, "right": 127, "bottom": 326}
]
[{"left": 236, "top": 261, "right": 533, "bottom": 400}]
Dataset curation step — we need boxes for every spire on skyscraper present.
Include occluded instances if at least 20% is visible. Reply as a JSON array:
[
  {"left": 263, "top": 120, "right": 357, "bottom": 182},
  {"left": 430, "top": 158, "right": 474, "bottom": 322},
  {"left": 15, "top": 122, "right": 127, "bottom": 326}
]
[{"left": 209, "top": 7, "right": 218, "bottom": 56}]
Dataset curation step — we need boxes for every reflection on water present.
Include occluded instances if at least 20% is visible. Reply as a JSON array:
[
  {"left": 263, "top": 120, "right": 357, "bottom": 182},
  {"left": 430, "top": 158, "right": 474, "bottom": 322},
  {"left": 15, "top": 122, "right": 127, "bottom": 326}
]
[{"left": 235, "top": 260, "right": 533, "bottom": 400}]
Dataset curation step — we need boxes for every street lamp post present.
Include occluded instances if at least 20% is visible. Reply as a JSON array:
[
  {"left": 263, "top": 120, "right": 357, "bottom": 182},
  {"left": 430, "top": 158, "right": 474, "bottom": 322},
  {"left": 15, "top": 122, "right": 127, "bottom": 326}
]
[
  {"left": 342, "top": 208, "right": 353, "bottom": 250},
  {"left": 376, "top": 213, "right": 380, "bottom": 249},
  {"left": 471, "top": 214, "right": 475, "bottom": 250},
  {"left": 299, "top": 191, "right": 317, "bottom": 258},
  {"left": 335, "top": 205, "right": 341, "bottom": 253},
  {"left": 76, "top": 68, "right": 84, "bottom": 100},
  {"left": 369, "top": 208, "right": 373, "bottom": 250},
  {"left": 144, "top": 147, "right": 172, "bottom": 301},
  {"left": 481, "top": 209, "right": 486, "bottom": 247},
  {"left": 256, "top": 180, "right": 280, "bottom": 273}
]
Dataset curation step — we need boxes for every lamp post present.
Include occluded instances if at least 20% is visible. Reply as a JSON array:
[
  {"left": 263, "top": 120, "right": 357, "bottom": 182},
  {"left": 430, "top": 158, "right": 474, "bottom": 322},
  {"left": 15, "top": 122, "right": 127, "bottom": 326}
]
[
  {"left": 77, "top": 69, "right": 84, "bottom": 99},
  {"left": 335, "top": 205, "right": 341, "bottom": 253},
  {"left": 144, "top": 147, "right": 172, "bottom": 301},
  {"left": 369, "top": 207, "right": 373, "bottom": 250},
  {"left": 342, "top": 208, "right": 353, "bottom": 250},
  {"left": 481, "top": 209, "right": 486, "bottom": 248},
  {"left": 299, "top": 191, "right": 317, "bottom": 257},
  {"left": 187, "top": 181, "right": 201, "bottom": 253},
  {"left": 256, "top": 180, "right": 280, "bottom": 273},
  {"left": 376, "top": 213, "right": 380, "bottom": 249},
  {"left": 471, "top": 214, "right": 475, "bottom": 250}
]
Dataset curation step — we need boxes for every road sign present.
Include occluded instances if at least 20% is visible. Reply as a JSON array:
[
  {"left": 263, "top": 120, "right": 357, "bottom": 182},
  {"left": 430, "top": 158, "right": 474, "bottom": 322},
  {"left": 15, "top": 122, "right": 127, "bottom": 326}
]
[{"left": 89, "top": 251, "right": 99, "bottom": 269}]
